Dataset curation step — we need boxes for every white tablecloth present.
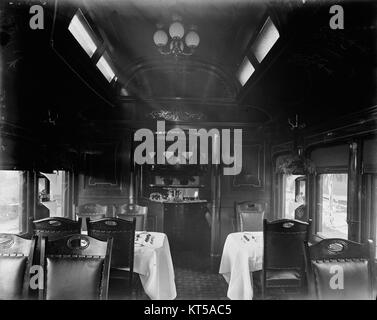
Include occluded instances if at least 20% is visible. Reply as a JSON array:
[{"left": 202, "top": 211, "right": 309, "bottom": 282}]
[
  {"left": 219, "top": 232, "right": 263, "bottom": 300},
  {"left": 134, "top": 232, "right": 176, "bottom": 300}
]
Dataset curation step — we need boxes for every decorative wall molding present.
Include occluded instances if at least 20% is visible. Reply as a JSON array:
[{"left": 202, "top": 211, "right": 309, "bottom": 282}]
[
  {"left": 233, "top": 143, "right": 265, "bottom": 189},
  {"left": 122, "top": 57, "right": 240, "bottom": 98},
  {"left": 148, "top": 109, "right": 206, "bottom": 122}
]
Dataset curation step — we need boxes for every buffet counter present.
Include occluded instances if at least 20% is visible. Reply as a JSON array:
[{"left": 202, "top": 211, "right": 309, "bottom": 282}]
[{"left": 147, "top": 199, "right": 211, "bottom": 254}]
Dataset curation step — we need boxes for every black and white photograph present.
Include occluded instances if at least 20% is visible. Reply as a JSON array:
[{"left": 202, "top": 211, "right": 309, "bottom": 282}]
[{"left": 0, "top": 0, "right": 377, "bottom": 308}]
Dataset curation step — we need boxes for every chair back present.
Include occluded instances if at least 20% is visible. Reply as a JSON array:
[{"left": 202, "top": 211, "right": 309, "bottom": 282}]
[
  {"left": 294, "top": 205, "right": 308, "bottom": 222},
  {"left": 116, "top": 204, "right": 148, "bottom": 231},
  {"left": 40, "top": 234, "right": 112, "bottom": 300},
  {"left": 235, "top": 201, "right": 264, "bottom": 232},
  {"left": 304, "top": 238, "right": 375, "bottom": 300},
  {"left": 87, "top": 218, "right": 135, "bottom": 271},
  {"left": 263, "top": 219, "right": 310, "bottom": 271},
  {"left": 0, "top": 234, "right": 36, "bottom": 299},
  {"left": 76, "top": 203, "right": 107, "bottom": 231},
  {"left": 33, "top": 217, "right": 82, "bottom": 241}
]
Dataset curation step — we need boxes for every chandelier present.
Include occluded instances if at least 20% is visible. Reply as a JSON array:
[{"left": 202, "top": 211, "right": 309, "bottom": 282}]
[{"left": 153, "top": 15, "right": 200, "bottom": 57}]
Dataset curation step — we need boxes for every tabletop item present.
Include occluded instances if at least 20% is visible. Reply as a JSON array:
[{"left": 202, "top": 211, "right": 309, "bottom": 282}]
[
  {"left": 135, "top": 232, "right": 156, "bottom": 247},
  {"left": 150, "top": 192, "right": 162, "bottom": 201}
]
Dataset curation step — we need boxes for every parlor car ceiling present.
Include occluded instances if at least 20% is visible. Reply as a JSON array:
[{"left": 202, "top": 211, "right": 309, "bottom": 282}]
[
  {"left": 83, "top": 0, "right": 269, "bottom": 100},
  {"left": 1, "top": 0, "right": 376, "bottom": 129},
  {"left": 58, "top": 0, "right": 274, "bottom": 124},
  {"left": 58, "top": 0, "right": 377, "bottom": 125}
]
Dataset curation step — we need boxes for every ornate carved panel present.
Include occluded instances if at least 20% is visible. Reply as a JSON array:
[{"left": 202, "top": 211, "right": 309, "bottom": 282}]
[
  {"left": 84, "top": 144, "right": 119, "bottom": 188},
  {"left": 79, "top": 142, "right": 129, "bottom": 200},
  {"left": 233, "top": 143, "right": 265, "bottom": 189}
]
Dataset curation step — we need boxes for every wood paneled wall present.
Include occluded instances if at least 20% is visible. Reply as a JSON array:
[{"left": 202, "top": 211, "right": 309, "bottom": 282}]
[
  {"left": 219, "top": 141, "right": 272, "bottom": 249},
  {"left": 76, "top": 136, "right": 132, "bottom": 215}
]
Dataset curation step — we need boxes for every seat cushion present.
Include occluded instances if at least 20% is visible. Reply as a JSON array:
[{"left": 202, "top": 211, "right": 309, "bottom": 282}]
[
  {"left": 46, "top": 257, "right": 104, "bottom": 300},
  {"left": 266, "top": 269, "right": 302, "bottom": 288},
  {"left": 312, "top": 260, "right": 372, "bottom": 300},
  {"left": 0, "top": 256, "right": 27, "bottom": 299}
]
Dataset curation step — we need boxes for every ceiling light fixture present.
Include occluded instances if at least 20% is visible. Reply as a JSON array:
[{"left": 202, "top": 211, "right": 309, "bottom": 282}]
[{"left": 153, "top": 15, "right": 200, "bottom": 58}]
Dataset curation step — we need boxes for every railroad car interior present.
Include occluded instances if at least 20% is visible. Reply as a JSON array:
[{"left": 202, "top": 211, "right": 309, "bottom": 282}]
[{"left": 0, "top": 0, "right": 376, "bottom": 300}]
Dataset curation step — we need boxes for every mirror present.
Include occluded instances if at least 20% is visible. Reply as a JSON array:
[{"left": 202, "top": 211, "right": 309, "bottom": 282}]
[
  {"left": 38, "top": 175, "right": 50, "bottom": 202},
  {"left": 294, "top": 176, "right": 306, "bottom": 203}
]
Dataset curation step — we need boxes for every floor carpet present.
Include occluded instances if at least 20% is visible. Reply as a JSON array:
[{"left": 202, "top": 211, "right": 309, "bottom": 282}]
[{"left": 109, "top": 249, "right": 230, "bottom": 300}]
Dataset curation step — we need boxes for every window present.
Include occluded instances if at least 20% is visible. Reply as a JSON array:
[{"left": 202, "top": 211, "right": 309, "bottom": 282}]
[
  {"left": 317, "top": 173, "right": 348, "bottom": 239},
  {"left": 283, "top": 174, "right": 306, "bottom": 219},
  {"left": 0, "top": 170, "right": 23, "bottom": 233},
  {"left": 236, "top": 56, "right": 255, "bottom": 86},
  {"left": 252, "top": 17, "right": 280, "bottom": 63},
  {"left": 68, "top": 10, "right": 98, "bottom": 58},
  {"left": 96, "top": 55, "right": 115, "bottom": 82}
]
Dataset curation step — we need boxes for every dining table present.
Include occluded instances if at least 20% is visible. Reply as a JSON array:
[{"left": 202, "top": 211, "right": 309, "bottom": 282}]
[
  {"left": 133, "top": 231, "right": 176, "bottom": 300},
  {"left": 82, "top": 230, "right": 176, "bottom": 300},
  {"left": 219, "top": 231, "right": 263, "bottom": 300}
]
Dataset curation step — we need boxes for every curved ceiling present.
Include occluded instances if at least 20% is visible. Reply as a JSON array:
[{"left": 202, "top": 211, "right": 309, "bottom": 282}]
[
  {"left": 4, "top": 0, "right": 375, "bottom": 131},
  {"left": 83, "top": 0, "right": 268, "bottom": 100},
  {"left": 123, "top": 58, "right": 240, "bottom": 99}
]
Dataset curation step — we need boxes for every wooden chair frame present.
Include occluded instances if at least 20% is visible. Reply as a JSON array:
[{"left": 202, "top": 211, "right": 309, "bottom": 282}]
[
  {"left": 33, "top": 217, "right": 82, "bottom": 239},
  {"left": 87, "top": 217, "right": 136, "bottom": 288},
  {"left": 116, "top": 204, "right": 148, "bottom": 231},
  {"left": 262, "top": 218, "right": 311, "bottom": 299}
]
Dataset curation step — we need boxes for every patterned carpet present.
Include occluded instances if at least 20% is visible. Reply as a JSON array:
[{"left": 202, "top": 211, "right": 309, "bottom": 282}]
[
  {"left": 109, "top": 247, "right": 303, "bottom": 300},
  {"left": 109, "top": 249, "right": 230, "bottom": 300},
  {"left": 166, "top": 249, "right": 229, "bottom": 300},
  {"left": 175, "top": 267, "right": 229, "bottom": 300}
]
